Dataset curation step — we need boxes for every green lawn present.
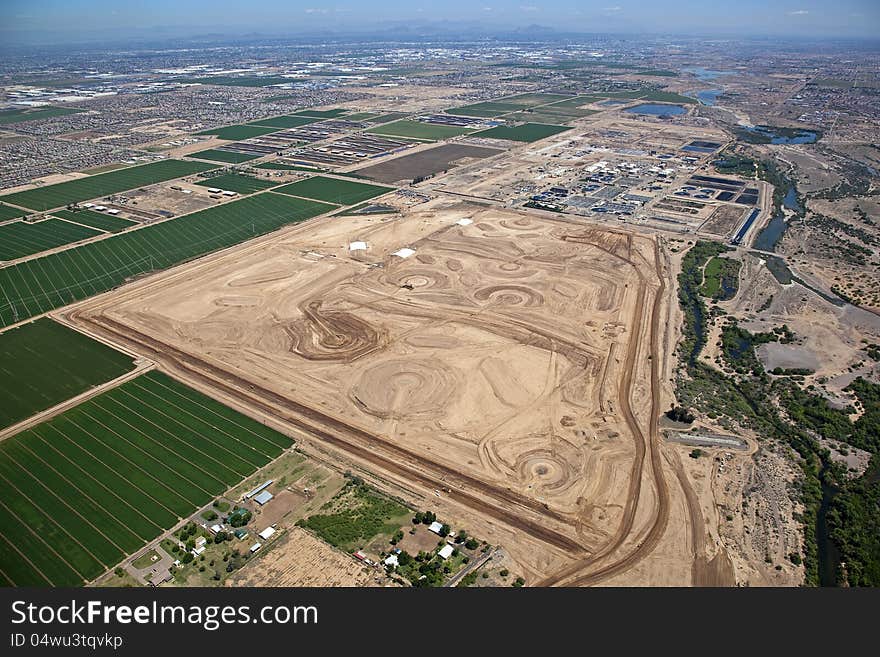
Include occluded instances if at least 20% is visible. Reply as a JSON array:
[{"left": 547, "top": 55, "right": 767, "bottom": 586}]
[
  {"left": 52, "top": 209, "right": 137, "bottom": 233},
  {"left": 0, "top": 192, "right": 335, "bottom": 327},
  {"left": 186, "top": 149, "right": 262, "bottom": 164},
  {"left": 0, "top": 318, "right": 134, "bottom": 431},
  {"left": 194, "top": 174, "right": 278, "bottom": 194},
  {"left": 0, "top": 160, "right": 216, "bottom": 211},
  {"left": 0, "top": 370, "right": 293, "bottom": 586},
  {"left": 248, "top": 115, "right": 321, "bottom": 129},
  {"left": 195, "top": 124, "right": 279, "bottom": 140},
  {"left": 0, "top": 106, "right": 85, "bottom": 125},
  {"left": 472, "top": 122, "right": 572, "bottom": 142},
  {"left": 0, "top": 219, "right": 101, "bottom": 261},
  {"left": 273, "top": 176, "right": 391, "bottom": 205},
  {"left": 367, "top": 120, "right": 474, "bottom": 141}
]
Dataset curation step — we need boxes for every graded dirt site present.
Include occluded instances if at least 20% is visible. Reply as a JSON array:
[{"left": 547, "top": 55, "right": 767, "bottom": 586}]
[{"left": 66, "top": 196, "right": 721, "bottom": 585}]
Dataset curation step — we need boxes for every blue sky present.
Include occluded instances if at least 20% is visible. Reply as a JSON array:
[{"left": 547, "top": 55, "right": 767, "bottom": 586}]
[{"left": 2, "top": 0, "right": 878, "bottom": 41}]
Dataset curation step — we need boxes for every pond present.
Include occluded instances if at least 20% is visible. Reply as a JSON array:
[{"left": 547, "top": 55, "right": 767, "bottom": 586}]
[
  {"left": 624, "top": 103, "right": 687, "bottom": 117},
  {"left": 691, "top": 89, "right": 722, "bottom": 106},
  {"left": 741, "top": 125, "right": 818, "bottom": 144}
]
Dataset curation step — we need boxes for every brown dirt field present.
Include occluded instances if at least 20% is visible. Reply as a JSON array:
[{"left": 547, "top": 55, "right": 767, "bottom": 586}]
[
  {"left": 228, "top": 527, "right": 390, "bottom": 587},
  {"left": 398, "top": 525, "right": 444, "bottom": 555},
  {"left": 352, "top": 143, "right": 504, "bottom": 184},
  {"left": 65, "top": 197, "right": 698, "bottom": 585}
]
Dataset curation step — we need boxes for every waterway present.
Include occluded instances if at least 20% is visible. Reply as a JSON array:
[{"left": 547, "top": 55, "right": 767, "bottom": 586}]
[
  {"left": 741, "top": 125, "right": 818, "bottom": 144},
  {"left": 816, "top": 473, "right": 841, "bottom": 587},
  {"left": 624, "top": 103, "right": 687, "bottom": 117},
  {"left": 752, "top": 185, "right": 802, "bottom": 252},
  {"left": 817, "top": 464, "right": 880, "bottom": 586}
]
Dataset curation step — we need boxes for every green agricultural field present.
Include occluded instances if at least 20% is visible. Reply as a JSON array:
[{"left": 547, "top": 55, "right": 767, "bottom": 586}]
[
  {"left": 503, "top": 92, "right": 572, "bottom": 107},
  {"left": 0, "top": 219, "right": 101, "bottom": 261},
  {"left": 0, "top": 160, "right": 216, "bottom": 212},
  {"left": 255, "top": 162, "right": 323, "bottom": 171},
  {"left": 52, "top": 209, "right": 136, "bottom": 233},
  {"left": 601, "top": 89, "right": 698, "bottom": 104},
  {"left": 186, "top": 149, "right": 261, "bottom": 164},
  {"left": 0, "top": 370, "right": 292, "bottom": 586},
  {"left": 274, "top": 176, "right": 391, "bottom": 205},
  {"left": 446, "top": 102, "right": 525, "bottom": 118},
  {"left": 367, "top": 112, "right": 409, "bottom": 124},
  {"left": 473, "top": 122, "right": 572, "bottom": 142},
  {"left": 292, "top": 108, "right": 348, "bottom": 118},
  {"left": 0, "top": 318, "right": 134, "bottom": 431},
  {"left": 247, "top": 115, "right": 320, "bottom": 129},
  {"left": 367, "top": 120, "right": 474, "bottom": 141},
  {"left": 0, "top": 192, "right": 334, "bottom": 327},
  {"left": 0, "top": 203, "right": 26, "bottom": 221},
  {"left": 195, "top": 124, "right": 279, "bottom": 140},
  {"left": 194, "top": 174, "right": 278, "bottom": 194},
  {"left": 343, "top": 112, "right": 380, "bottom": 121},
  {"left": 0, "top": 106, "right": 84, "bottom": 125}
]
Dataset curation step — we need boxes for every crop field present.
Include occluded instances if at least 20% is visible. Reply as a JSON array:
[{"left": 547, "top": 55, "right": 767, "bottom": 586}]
[
  {"left": 0, "top": 203, "right": 26, "bottom": 221},
  {"left": 446, "top": 101, "right": 527, "bottom": 118},
  {"left": 293, "top": 108, "right": 349, "bottom": 119},
  {"left": 0, "top": 106, "right": 84, "bottom": 125},
  {"left": 503, "top": 92, "right": 573, "bottom": 107},
  {"left": 248, "top": 115, "right": 320, "bottom": 129},
  {"left": 194, "top": 174, "right": 278, "bottom": 194},
  {"left": 195, "top": 124, "right": 279, "bottom": 140},
  {"left": 603, "top": 89, "right": 698, "bottom": 104},
  {"left": 52, "top": 209, "right": 136, "bottom": 233},
  {"left": 255, "top": 162, "right": 319, "bottom": 171},
  {"left": 0, "top": 318, "right": 134, "bottom": 431},
  {"left": 0, "top": 370, "right": 293, "bottom": 586},
  {"left": 187, "top": 149, "right": 261, "bottom": 164},
  {"left": 367, "top": 120, "right": 475, "bottom": 141},
  {"left": 0, "top": 160, "right": 216, "bottom": 212},
  {"left": 274, "top": 176, "right": 392, "bottom": 205},
  {"left": 0, "top": 219, "right": 101, "bottom": 261},
  {"left": 0, "top": 192, "right": 335, "bottom": 327},
  {"left": 473, "top": 122, "right": 572, "bottom": 142}
]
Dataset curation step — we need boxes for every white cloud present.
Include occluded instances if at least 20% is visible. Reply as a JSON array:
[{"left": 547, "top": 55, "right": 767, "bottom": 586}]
[
  {"left": 788, "top": 10, "right": 810, "bottom": 15},
  {"left": 305, "top": 8, "right": 329, "bottom": 14},
  {"left": 603, "top": 6, "right": 623, "bottom": 11},
  {"left": 520, "top": 5, "right": 539, "bottom": 12}
]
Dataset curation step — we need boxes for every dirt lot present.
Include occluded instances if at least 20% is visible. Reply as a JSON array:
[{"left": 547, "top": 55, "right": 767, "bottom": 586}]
[
  {"left": 66, "top": 197, "right": 708, "bottom": 585},
  {"left": 228, "top": 527, "right": 390, "bottom": 587},
  {"left": 353, "top": 143, "right": 504, "bottom": 184}
]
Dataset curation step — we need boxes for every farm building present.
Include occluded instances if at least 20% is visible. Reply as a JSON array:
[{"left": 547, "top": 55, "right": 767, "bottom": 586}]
[
  {"left": 438, "top": 544, "right": 455, "bottom": 560},
  {"left": 253, "top": 490, "right": 274, "bottom": 506},
  {"left": 428, "top": 521, "right": 444, "bottom": 535}
]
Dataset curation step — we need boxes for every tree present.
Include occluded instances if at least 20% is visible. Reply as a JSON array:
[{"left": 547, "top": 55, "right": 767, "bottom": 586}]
[
  {"left": 181, "top": 553, "right": 194, "bottom": 565},
  {"left": 439, "top": 524, "right": 450, "bottom": 537}
]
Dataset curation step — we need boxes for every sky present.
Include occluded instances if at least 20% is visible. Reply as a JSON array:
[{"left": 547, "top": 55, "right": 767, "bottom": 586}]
[{"left": 2, "top": 0, "right": 879, "bottom": 43}]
